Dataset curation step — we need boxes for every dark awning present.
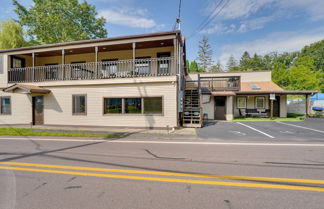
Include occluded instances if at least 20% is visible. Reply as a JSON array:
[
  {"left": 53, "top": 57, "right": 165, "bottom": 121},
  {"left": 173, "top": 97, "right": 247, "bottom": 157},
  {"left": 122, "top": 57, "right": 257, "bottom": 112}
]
[{"left": 3, "top": 84, "right": 51, "bottom": 94}]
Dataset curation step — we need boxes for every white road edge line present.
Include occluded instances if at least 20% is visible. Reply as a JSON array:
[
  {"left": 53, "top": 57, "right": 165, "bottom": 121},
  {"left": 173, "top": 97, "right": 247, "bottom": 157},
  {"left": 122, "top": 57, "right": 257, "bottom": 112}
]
[
  {"left": 2, "top": 137, "right": 324, "bottom": 146},
  {"left": 276, "top": 121, "right": 324, "bottom": 134},
  {"left": 236, "top": 122, "right": 275, "bottom": 139}
]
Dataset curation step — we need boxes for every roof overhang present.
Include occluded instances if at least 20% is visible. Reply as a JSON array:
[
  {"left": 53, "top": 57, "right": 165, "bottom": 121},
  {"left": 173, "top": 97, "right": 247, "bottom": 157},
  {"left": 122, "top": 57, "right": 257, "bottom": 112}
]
[
  {"left": 211, "top": 91, "right": 236, "bottom": 96},
  {"left": 3, "top": 84, "right": 51, "bottom": 94},
  {"left": 237, "top": 90, "right": 318, "bottom": 95}
]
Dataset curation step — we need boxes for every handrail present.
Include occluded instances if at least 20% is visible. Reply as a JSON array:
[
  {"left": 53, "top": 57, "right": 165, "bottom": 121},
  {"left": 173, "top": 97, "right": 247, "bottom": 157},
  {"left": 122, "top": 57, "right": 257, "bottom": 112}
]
[{"left": 8, "top": 57, "right": 175, "bottom": 83}]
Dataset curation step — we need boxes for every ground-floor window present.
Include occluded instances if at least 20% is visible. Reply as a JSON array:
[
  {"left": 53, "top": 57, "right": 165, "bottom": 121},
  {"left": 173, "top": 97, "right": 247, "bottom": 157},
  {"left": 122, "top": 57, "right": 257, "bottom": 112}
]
[
  {"left": 255, "top": 96, "right": 265, "bottom": 109},
  {"left": 0, "top": 97, "right": 11, "bottom": 115},
  {"left": 72, "top": 95, "right": 86, "bottom": 115},
  {"left": 103, "top": 97, "right": 163, "bottom": 115},
  {"left": 237, "top": 96, "right": 247, "bottom": 109},
  {"left": 104, "top": 98, "right": 122, "bottom": 114},
  {"left": 144, "top": 97, "right": 163, "bottom": 114}
]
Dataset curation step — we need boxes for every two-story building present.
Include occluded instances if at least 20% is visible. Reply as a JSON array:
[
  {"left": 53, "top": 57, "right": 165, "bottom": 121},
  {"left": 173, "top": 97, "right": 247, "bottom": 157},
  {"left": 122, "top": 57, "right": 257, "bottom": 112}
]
[
  {"left": 0, "top": 31, "right": 316, "bottom": 129},
  {"left": 0, "top": 31, "right": 186, "bottom": 129}
]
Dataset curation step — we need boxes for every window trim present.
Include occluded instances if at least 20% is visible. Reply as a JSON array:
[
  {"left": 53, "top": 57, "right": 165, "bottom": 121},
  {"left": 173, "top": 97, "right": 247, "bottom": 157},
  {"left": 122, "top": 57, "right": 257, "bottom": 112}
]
[
  {"left": 255, "top": 96, "right": 266, "bottom": 109},
  {"left": 11, "top": 56, "right": 25, "bottom": 68},
  {"left": 236, "top": 96, "right": 247, "bottom": 109},
  {"left": 0, "top": 96, "right": 11, "bottom": 115},
  {"left": 103, "top": 97, "right": 123, "bottom": 114},
  {"left": 102, "top": 96, "right": 164, "bottom": 116},
  {"left": 72, "top": 94, "right": 87, "bottom": 115}
]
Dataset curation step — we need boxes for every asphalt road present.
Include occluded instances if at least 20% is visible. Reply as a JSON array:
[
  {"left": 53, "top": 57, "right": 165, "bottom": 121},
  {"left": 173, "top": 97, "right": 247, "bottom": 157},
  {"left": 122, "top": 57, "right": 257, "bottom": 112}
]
[{"left": 0, "top": 135, "right": 324, "bottom": 209}]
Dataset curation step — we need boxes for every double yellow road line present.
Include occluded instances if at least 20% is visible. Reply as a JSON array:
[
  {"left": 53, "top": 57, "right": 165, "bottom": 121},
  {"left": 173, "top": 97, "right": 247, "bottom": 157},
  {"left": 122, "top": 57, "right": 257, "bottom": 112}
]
[{"left": 0, "top": 162, "right": 323, "bottom": 192}]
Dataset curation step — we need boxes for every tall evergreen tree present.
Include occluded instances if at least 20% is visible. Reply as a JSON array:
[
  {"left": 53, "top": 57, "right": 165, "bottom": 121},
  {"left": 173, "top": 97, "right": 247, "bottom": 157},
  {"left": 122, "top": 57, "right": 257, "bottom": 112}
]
[
  {"left": 196, "top": 36, "right": 213, "bottom": 72},
  {"left": 227, "top": 55, "right": 239, "bottom": 71},
  {"left": 210, "top": 60, "right": 223, "bottom": 72},
  {"left": 239, "top": 51, "right": 251, "bottom": 71}
]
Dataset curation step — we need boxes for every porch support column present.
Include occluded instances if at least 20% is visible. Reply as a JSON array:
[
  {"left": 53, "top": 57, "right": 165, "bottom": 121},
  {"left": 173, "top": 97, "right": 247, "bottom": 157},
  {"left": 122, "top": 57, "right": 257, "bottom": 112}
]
[
  {"left": 173, "top": 38, "right": 177, "bottom": 75},
  {"left": 132, "top": 42, "right": 136, "bottom": 74},
  {"left": 305, "top": 94, "right": 310, "bottom": 117},
  {"left": 32, "top": 52, "right": 35, "bottom": 82},
  {"left": 270, "top": 96, "right": 274, "bottom": 120},
  {"left": 61, "top": 49, "right": 65, "bottom": 80},
  {"left": 95, "top": 46, "right": 98, "bottom": 79}
]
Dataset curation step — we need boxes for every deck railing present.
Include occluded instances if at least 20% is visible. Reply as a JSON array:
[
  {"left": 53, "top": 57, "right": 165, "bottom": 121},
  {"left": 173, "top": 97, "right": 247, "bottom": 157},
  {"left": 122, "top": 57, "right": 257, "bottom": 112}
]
[
  {"left": 8, "top": 57, "right": 175, "bottom": 83},
  {"left": 186, "top": 76, "right": 240, "bottom": 92}
]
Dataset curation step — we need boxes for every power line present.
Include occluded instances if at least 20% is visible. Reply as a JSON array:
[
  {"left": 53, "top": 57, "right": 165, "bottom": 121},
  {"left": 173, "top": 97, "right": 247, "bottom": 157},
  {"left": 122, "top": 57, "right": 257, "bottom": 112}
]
[{"left": 187, "top": 0, "right": 231, "bottom": 39}]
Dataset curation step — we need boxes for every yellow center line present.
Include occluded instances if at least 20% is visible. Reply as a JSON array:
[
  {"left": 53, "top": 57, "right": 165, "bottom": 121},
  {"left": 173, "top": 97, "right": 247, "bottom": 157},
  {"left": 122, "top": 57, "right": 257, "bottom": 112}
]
[
  {"left": 0, "top": 166, "right": 323, "bottom": 192},
  {"left": 1, "top": 161, "right": 324, "bottom": 185}
]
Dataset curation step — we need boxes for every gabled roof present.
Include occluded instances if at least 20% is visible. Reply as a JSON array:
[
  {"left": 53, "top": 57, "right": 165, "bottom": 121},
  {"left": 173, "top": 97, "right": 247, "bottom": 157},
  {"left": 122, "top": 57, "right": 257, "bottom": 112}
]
[{"left": 3, "top": 84, "right": 51, "bottom": 94}]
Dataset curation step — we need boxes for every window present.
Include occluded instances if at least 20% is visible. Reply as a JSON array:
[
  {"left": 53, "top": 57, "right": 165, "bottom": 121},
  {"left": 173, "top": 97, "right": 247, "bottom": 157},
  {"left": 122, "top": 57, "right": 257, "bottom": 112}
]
[
  {"left": 144, "top": 97, "right": 162, "bottom": 114},
  {"left": 72, "top": 95, "right": 86, "bottom": 115},
  {"left": 157, "top": 52, "right": 171, "bottom": 74},
  {"left": 125, "top": 98, "right": 142, "bottom": 113},
  {"left": 0, "top": 97, "right": 11, "bottom": 115},
  {"left": 255, "top": 96, "right": 265, "bottom": 109},
  {"left": 102, "top": 59, "right": 118, "bottom": 77},
  {"left": 135, "top": 57, "right": 151, "bottom": 75},
  {"left": 45, "top": 63, "right": 59, "bottom": 80},
  {"left": 11, "top": 56, "right": 25, "bottom": 68},
  {"left": 237, "top": 97, "right": 247, "bottom": 109},
  {"left": 104, "top": 98, "right": 122, "bottom": 114}
]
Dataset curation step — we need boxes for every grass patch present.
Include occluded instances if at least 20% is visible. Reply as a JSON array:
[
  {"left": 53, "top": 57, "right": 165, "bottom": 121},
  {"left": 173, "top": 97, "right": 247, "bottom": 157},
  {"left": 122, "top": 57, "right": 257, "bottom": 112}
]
[
  {"left": 0, "top": 128, "right": 118, "bottom": 138},
  {"left": 232, "top": 114, "right": 305, "bottom": 122}
]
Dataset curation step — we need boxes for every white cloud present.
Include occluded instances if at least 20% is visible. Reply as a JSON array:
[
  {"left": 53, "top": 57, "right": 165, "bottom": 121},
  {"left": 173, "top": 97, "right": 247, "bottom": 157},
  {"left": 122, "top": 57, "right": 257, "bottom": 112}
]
[
  {"left": 99, "top": 8, "right": 158, "bottom": 29},
  {"left": 218, "top": 30, "right": 324, "bottom": 67},
  {"left": 202, "top": 0, "right": 324, "bottom": 34}
]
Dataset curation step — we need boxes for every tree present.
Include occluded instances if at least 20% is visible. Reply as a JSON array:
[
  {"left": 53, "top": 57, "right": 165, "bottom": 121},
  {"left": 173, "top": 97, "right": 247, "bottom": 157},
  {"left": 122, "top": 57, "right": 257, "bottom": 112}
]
[
  {"left": 0, "top": 19, "right": 26, "bottom": 49},
  {"left": 13, "top": 0, "right": 107, "bottom": 44},
  {"left": 239, "top": 51, "right": 251, "bottom": 71},
  {"left": 227, "top": 55, "right": 240, "bottom": 71},
  {"left": 196, "top": 36, "right": 213, "bottom": 71},
  {"left": 210, "top": 60, "right": 223, "bottom": 72},
  {"left": 189, "top": 61, "right": 199, "bottom": 72},
  {"left": 286, "top": 56, "right": 323, "bottom": 91}
]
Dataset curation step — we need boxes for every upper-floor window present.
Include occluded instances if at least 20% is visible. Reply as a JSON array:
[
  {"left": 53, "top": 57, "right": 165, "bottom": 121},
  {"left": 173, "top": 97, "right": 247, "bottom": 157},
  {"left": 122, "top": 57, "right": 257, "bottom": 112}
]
[
  {"left": 135, "top": 57, "right": 151, "bottom": 75},
  {"left": 72, "top": 95, "right": 86, "bottom": 115},
  {"left": 157, "top": 52, "right": 171, "bottom": 75},
  {"left": 0, "top": 97, "right": 11, "bottom": 115},
  {"left": 11, "top": 56, "right": 25, "bottom": 68}
]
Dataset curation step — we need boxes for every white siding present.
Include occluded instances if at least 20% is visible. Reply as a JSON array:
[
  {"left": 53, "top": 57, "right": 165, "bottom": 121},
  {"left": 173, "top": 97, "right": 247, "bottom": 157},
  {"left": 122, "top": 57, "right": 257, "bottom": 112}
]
[
  {"left": 0, "top": 90, "right": 32, "bottom": 125},
  {"left": 43, "top": 82, "right": 178, "bottom": 128}
]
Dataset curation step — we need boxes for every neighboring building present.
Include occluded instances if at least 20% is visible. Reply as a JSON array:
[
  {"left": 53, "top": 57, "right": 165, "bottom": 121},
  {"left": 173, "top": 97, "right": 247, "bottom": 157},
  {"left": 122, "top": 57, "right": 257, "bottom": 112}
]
[{"left": 0, "top": 31, "right": 317, "bottom": 129}]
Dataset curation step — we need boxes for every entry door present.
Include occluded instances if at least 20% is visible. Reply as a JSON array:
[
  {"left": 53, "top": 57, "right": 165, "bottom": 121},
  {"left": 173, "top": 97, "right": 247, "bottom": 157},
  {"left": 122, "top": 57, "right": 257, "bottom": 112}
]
[
  {"left": 273, "top": 96, "right": 280, "bottom": 117},
  {"left": 32, "top": 96, "right": 44, "bottom": 125},
  {"left": 215, "top": 96, "right": 226, "bottom": 120}
]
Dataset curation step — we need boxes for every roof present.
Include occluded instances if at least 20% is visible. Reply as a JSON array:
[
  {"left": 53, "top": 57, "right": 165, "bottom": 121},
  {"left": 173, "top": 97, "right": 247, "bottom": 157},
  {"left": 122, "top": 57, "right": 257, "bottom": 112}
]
[
  {"left": 238, "top": 81, "right": 317, "bottom": 95},
  {"left": 0, "top": 30, "right": 181, "bottom": 54},
  {"left": 3, "top": 84, "right": 51, "bottom": 94},
  {"left": 240, "top": 81, "right": 283, "bottom": 92}
]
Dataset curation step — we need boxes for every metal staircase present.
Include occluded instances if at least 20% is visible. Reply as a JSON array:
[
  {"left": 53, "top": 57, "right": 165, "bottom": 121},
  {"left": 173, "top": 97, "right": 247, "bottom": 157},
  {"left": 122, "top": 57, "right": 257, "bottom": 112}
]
[{"left": 183, "top": 88, "right": 202, "bottom": 128}]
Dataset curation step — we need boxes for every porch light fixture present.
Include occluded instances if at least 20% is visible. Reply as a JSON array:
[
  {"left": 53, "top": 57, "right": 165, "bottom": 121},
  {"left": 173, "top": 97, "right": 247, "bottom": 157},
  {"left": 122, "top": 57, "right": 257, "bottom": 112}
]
[
  {"left": 103, "top": 47, "right": 107, "bottom": 50},
  {"left": 69, "top": 50, "right": 73, "bottom": 53},
  {"left": 160, "top": 42, "right": 165, "bottom": 46}
]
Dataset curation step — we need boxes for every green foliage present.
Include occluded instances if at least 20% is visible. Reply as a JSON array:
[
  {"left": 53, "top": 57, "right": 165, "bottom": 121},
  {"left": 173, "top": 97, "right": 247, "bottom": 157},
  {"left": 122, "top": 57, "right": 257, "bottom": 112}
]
[
  {"left": 227, "top": 55, "right": 240, "bottom": 71},
  {"left": 0, "top": 19, "right": 26, "bottom": 49},
  {"left": 210, "top": 60, "right": 223, "bottom": 72},
  {"left": 196, "top": 36, "right": 213, "bottom": 71},
  {"left": 189, "top": 60, "right": 205, "bottom": 72},
  {"left": 13, "top": 0, "right": 107, "bottom": 44},
  {"left": 300, "top": 40, "right": 324, "bottom": 71}
]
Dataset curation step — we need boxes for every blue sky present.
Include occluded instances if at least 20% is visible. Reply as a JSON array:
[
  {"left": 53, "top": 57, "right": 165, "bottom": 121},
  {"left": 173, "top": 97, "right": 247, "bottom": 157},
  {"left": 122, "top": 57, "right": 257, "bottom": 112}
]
[{"left": 2, "top": 0, "right": 324, "bottom": 67}]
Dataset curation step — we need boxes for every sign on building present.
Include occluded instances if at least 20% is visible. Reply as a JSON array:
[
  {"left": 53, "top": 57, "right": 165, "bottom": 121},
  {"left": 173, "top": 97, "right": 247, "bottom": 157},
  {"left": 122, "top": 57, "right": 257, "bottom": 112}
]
[{"left": 270, "top": 93, "right": 276, "bottom": 100}]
